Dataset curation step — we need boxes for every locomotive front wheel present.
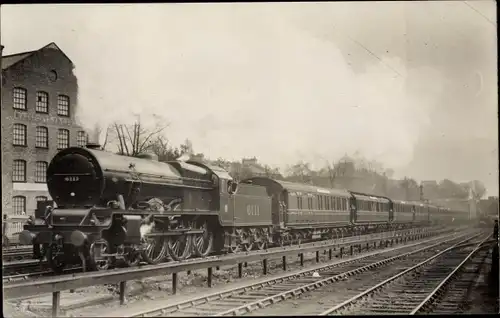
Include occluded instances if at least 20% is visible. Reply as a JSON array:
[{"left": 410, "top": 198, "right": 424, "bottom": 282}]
[
  {"left": 88, "top": 241, "right": 113, "bottom": 271},
  {"left": 47, "top": 244, "right": 66, "bottom": 274},
  {"left": 192, "top": 220, "right": 214, "bottom": 257},
  {"left": 141, "top": 237, "right": 168, "bottom": 264}
]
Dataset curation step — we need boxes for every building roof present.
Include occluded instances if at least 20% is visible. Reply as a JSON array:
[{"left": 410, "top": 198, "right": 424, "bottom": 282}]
[{"left": 2, "top": 42, "right": 73, "bottom": 70}]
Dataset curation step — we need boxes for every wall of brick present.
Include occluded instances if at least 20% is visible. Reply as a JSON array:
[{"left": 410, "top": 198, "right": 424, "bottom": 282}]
[{"left": 1, "top": 45, "right": 84, "bottom": 217}]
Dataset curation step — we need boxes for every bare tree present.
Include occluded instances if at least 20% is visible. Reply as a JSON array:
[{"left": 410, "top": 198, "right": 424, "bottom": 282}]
[
  {"left": 323, "top": 158, "right": 348, "bottom": 188},
  {"left": 147, "top": 135, "right": 181, "bottom": 162},
  {"left": 286, "top": 161, "right": 313, "bottom": 184},
  {"left": 113, "top": 114, "right": 169, "bottom": 157}
]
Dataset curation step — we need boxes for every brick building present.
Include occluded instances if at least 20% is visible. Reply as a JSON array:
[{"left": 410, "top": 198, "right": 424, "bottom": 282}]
[{"left": 1, "top": 42, "right": 87, "bottom": 225}]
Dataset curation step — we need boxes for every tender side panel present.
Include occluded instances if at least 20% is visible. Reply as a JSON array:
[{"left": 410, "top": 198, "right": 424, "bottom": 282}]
[{"left": 231, "top": 185, "right": 273, "bottom": 227}]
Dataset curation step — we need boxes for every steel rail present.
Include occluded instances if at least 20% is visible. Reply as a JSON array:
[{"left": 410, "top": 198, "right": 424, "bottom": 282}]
[
  {"left": 409, "top": 234, "right": 494, "bottom": 314},
  {"left": 212, "top": 231, "right": 480, "bottom": 317},
  {"left": 319, "top": 233, "right": 490, "bottom": 315},
  {"left": 111, "top": 230, "right": 475, "bottom": 317}
]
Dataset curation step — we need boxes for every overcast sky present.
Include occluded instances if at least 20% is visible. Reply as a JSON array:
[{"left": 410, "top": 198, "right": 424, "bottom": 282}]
[{"left": 1, "top": 2, "right": 497, "bottom": 195}]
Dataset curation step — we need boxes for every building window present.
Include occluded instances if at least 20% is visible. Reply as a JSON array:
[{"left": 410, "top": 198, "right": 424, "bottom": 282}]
[
  {"left": 57, "top": 129, "right": 70, "bottom": 149},
  {"left": 12, "top": 160, "right": 26, "bottom": 182},
  {"left": 36, "top": 196, "right": 48, "bottom": 202},
  {"left": 77, "top": 131, "right": 88, "bottom": 147},
  {"left": 13, "top": 124, "right": 27, "bottom": 146},
  {"left": 13, "top": 87, "right": 27, "bottom": 110},
  {"left": 57, "top": 95, "right": 70, "bottom": 116},
  {"left": 12, "top": 196, "right": 26, "bottom": 215},
  {"left": 36, "top": 91, "right": 49, "bottom": 113},
  {"left": 35, "top": 126, "right": 49, "bottom": 148},
  {"left": 35, "top": 161, "right": 48, "bottom": 183}
]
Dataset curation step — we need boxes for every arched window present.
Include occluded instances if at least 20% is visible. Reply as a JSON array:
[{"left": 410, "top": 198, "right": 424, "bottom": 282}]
[
  {"left": 35, "top": 126, "right": 49, "bottom": 148},
  {"left": 12, "top": 196, "right": 26, "bottom": 215},
  {"left": 57, "top": 129, "right": 70, "bottom": 149},
  {"left": 35, "top": 161, "right": 48, "bottom": 183},
  {"left": 36, "top": 91, "right": 49, "bottom": 113},
  {"left": 13, "top": 124, "right": 27, "bottom": 146},
  {"left": 13, "top": 87, "right": 27, "bottom": 110},
  {"left": 77, "top": 131, "right": 88, "bottom": 147},
  {"left": 57, "top": 95, "right": 70, "bottom": 116},
  {"left": 12, "top": 160, "right": 26, "bottom": 182}
]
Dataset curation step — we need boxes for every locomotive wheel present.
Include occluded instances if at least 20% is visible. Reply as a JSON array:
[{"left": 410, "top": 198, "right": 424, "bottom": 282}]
[
  {"left": 254, "top": 229, "right": 267, "bottom": 250},
  {"left": 141, "top": 237, "right": 168, "bottom": 265},
  {"left": 294, "top": 233, "right": 303, "bottom": 245},
  {"left": 241, "top": 231, "right": 253, "bottom": 252},
  {"left": 278, "top": 234, "right": 292, "bottom": 247},
  {"left": 47, "top": 244, "right": 66, "bottom": 274},
  {"left": 167, "top": 234, "right": 192, "bottom": 261},
  {"left": 229, "top": 244, "right": 240, "bottom": 254},
  {"left": 88, "top": 241, "right": 113, "bottom": 271},
  {"left": 192, "top": 220, "right": 214, "bottom": 257}
]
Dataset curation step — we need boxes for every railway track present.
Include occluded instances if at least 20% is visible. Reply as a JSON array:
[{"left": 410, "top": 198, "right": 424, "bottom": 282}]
[
  {"left": 319, "top": 234, "right": 492, "bottom": 315},
  {"left": 117, "top": 229, "right": 479, "bottom": 317},
  {"left": 2, "top": 246, "right": 33, "bottom": 262},
  {"left": 410, "top": 237, "right": 494, "bottom": 315}
]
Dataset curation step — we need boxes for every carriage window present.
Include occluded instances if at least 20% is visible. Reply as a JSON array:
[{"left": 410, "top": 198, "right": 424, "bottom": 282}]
[{"left": 296, "top": 196, "right": 303, "bottom": 210}]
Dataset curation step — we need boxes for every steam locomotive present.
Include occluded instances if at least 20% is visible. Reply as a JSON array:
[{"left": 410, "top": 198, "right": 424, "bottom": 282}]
[{"left": 19, "top": 145, "right": 470, "bottom": 272}]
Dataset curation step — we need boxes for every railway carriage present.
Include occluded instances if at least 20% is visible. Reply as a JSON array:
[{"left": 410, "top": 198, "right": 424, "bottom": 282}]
[
  {"left": 391, "top": 200, "right": 416, "bottom": 223},
  {"left": 349, "top": 192, "right": 392, "bottom": 224},
  {"left": 412, "top": 202, "right": 430, "bottom": 223},
  {"left": 241, "top": 177, "right": 352, "bottom": 243}
]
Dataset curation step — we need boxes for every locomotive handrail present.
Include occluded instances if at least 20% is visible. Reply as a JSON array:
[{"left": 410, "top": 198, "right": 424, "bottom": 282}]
[{"left": 2, "top": 215, "right": 30, "bottom": 223}]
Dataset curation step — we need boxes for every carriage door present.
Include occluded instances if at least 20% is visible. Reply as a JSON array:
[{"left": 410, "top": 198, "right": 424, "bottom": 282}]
[
  {"left": 350, "top": 197, "right": 357, "bottom": 223},
  {"left": 281, "top": 190, "right": 288, "bottom": 225},
  {"left": 277, "top": 191, "right": 287, "bottom": 227}
]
